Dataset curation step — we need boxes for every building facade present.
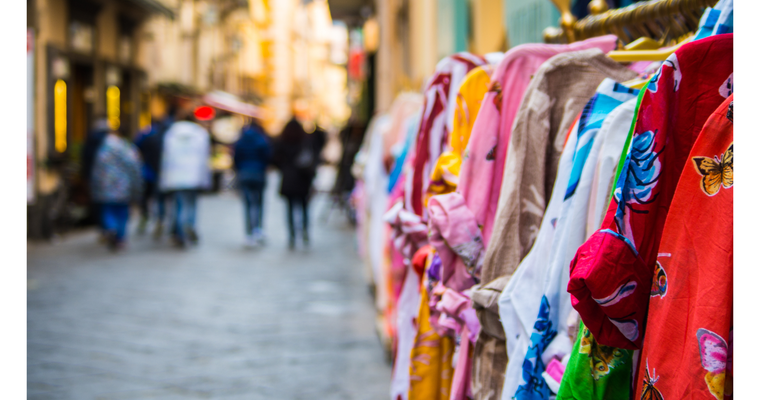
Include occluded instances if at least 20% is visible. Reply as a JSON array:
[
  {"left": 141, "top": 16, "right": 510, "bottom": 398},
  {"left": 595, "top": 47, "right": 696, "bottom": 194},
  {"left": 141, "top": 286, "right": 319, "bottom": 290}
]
[
  {"left": 28, "top": 0, "right": 173, "bottom": 238},
  {"left": 28, "top": 0, "right": 353, "bottom": 238}
]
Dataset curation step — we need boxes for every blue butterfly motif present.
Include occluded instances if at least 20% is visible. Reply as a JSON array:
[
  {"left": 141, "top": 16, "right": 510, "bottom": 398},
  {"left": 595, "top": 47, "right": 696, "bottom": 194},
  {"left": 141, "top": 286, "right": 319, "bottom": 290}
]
[{"left": 613, "top": 130, "right": 663, "bottom": 242}]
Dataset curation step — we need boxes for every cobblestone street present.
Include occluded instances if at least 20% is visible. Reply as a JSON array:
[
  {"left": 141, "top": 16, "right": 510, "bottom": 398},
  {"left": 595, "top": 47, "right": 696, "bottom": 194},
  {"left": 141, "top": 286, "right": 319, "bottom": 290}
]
[{"left": 27, "top": 180, "right": 391, "bottom": 400}]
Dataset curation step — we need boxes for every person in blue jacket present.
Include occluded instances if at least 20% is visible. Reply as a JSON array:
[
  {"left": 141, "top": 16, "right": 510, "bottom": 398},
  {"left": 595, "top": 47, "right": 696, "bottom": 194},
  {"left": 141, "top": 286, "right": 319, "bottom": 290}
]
[
  {"left": 134, "top": 113, "right": 174, "bottom": 238},
  {"left": 233, "top": 120, "right": 272, "bottom": 247}
]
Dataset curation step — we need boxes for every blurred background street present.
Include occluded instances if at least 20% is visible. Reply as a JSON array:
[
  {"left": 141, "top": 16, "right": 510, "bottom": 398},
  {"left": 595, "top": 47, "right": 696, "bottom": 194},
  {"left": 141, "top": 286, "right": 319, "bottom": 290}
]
[{"left": 28, "top": 172, "right": 391, "bottom": 400}]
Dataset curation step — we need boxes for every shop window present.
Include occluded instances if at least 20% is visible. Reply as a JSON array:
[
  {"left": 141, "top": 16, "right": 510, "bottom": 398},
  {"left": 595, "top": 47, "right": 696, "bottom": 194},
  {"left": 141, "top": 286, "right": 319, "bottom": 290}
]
[
  {"left": 70, "top": 21, "right": 94, "bottom": 54},
  {"left": 119, "top": 35, "right": 133, "bottom": 64},
  {"left": 119, "top": 15, "right": 137, "bottom": 65}
]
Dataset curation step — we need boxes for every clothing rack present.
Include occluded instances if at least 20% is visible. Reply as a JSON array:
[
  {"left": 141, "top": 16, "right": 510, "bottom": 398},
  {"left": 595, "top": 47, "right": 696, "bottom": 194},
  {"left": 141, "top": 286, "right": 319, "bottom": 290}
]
[{"left": 544, "top": 0, "right": 718, "bottom": 45}]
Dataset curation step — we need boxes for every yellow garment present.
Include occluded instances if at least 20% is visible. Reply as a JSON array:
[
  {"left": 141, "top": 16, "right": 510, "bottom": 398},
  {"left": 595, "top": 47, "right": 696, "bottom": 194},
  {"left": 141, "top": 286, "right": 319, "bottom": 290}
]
[
  {"left": 409, "top": 283, "right": 455, "bottom": 399},
  {"left": 427, "top": 66, "right": 493, "bottom": 202},
  {"left": 450, "top": 65, "right": 492, "bottom": 156}
]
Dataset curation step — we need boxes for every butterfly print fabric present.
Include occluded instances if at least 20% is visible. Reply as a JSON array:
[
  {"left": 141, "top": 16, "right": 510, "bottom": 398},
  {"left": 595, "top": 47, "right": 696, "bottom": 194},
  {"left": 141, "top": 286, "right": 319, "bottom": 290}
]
[
  {"left": 567, "top": 34, "right": 734, "bottom": 350},
  {"left": 634, "top": 94, "right": 733, "bottom": 400},
  {"left": 650, "top": 261, "right": 667, "bottom": 298},
  {"left": 693, "top": 143, "right": 733, "bottom": 196},
  {"left": 640, "top": 360, "right": 665, "bottom": 400}
]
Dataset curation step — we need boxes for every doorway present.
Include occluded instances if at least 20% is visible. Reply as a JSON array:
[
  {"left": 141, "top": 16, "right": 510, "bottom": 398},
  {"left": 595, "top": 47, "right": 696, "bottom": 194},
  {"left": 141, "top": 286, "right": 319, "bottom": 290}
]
[{"left": 68, "top": 61, "right": 95, "bottom": 223}]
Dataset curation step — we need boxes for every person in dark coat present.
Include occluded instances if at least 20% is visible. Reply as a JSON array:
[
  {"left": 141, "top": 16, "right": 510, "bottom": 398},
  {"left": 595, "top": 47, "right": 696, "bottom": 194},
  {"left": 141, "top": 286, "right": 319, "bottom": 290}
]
[
  {"left": 272, "top": 117, "right": 326, "bottom": 249},
  {"left": 233, "top": 120, "right": 272, "bottom": 247},
  {"left": 134, "top": 114, "right": 173, "bottom": 238}
]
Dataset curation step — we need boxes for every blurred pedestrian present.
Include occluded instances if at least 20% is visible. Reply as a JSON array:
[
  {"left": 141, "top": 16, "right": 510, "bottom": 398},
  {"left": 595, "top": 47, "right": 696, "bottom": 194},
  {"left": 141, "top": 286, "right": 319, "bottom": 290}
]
[
  {"left": 134, "top": 112, "right": 173, "bottom": 238},
  {"left": 90, "top": 128, "right": 143, "bottom": 251},
  {"left": 233, "top": 119, "right": 272, "bottom": 248},
  {"left": 81, "top": 116, "right": 111, "bottom": 237},
  {"left": 159, "top": 109, "right": 212, "bottom": 248},
  {"left": 272, "top": 116, "right": 326, "bottom": 249}
]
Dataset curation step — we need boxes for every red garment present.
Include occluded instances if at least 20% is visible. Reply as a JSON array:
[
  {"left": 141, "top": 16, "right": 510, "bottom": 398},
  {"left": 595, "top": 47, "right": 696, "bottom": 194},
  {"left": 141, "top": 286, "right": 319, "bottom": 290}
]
[
  {"left": 409, "top": 53, "right": 486, "bottom": 218},
  {"left": 634, "top": 95, "right": 733, "bottom": 400},
  {"left": 567, "top": 34, "right": 733, "bottom": 349},
  {"left": 412, "top": 245, "right": 434, "bottom": 282}
]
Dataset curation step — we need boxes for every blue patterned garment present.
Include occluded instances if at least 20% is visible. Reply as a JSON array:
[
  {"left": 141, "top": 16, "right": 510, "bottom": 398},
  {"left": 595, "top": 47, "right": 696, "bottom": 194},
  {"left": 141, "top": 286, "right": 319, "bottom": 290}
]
[
  {"left": 91, "top": 134, "right": 144, "bottom": 203},
  {"left": 694, "top": 0, "right": 733, "bottom": 41},
  {"left": 565, "top": 81, "right": 639, "bottom": 200},
  {"left": 514, "top": 296, "right": 557, "bottom": 400}
]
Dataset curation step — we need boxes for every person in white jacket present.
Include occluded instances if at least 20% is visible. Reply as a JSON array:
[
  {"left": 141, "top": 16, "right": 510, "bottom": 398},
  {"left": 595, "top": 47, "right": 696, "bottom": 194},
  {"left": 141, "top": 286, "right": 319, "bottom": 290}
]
[{"left": 159, "top": 111, "right": 212, "bottom": 248}]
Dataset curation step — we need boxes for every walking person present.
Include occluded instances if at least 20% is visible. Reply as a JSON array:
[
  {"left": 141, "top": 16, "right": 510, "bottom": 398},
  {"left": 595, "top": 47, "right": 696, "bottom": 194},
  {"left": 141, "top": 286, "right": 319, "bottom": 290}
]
[
  {"left": 134, "top": 114, "right": 173, "bottom": 238},
  {"left": 272, "top": 116, "right": 326, "bottom": 249},
  {"left": 159, "top": 110, "right": 212, "bottom": 248},
  {"left": 90, "top": 127, "right": 143, "bottom": 251},
  {"left": 233, "top": 119, "right": 272, "bottom": 248}
]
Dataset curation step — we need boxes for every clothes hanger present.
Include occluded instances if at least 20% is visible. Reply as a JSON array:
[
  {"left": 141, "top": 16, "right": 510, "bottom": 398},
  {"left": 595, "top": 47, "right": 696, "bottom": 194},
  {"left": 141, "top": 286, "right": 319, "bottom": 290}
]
[
  {"left": 607, "top": 33, "right": 693, "bottom": 62},
  {"left": 624, "top": 37, "right": 662, "bottom": 51}
]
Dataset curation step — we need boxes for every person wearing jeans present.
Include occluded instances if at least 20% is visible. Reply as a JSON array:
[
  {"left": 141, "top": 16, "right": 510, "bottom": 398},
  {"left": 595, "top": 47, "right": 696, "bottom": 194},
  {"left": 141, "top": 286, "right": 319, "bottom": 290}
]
[
  {"left": 233, "top": 120, "right": 272, "bottom": 247},
  {"left": 171, "top": 189, "right": 199, "bottom": 245},
  {"left": 159, "top": 111, "right": 212, "bottom": 248},
  {"left": 241, "top": 183, "right": 265, "bottom": 244},
  {"left": 100, "top": 203, "right": 130, "bottom": 245},
  {"left": 272, "top": 116, "right": 326, "bottom": 249},
  {"left": 90, "top": 129, "right": 143, "bottom": 251},
  {"left": 135, "top": 115, "right": 174, "bottom": 238},
  {"left": 286, "top": 195, "right": 309, "bottom": 246}
]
